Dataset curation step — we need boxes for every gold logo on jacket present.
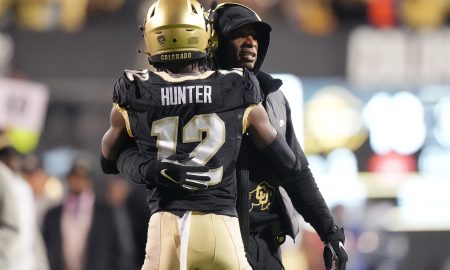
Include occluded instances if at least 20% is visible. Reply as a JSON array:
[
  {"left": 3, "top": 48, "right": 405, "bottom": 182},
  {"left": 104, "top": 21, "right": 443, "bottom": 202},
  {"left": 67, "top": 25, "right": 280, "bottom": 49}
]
[{"left": 249, "top": 181, "right": 274, "bottom": 212}]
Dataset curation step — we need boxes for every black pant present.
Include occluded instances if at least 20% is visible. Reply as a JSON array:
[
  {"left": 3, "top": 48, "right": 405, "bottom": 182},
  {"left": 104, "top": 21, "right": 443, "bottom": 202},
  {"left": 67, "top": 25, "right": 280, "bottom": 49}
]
[{"left": 247, "top": 232, "right": 284, "bottom": 270}]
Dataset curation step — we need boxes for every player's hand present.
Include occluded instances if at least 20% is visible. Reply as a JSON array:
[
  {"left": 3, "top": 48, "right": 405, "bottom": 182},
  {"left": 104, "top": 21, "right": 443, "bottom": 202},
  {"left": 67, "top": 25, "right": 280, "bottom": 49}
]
[
  {"left": 323, "top": 240, "right": 348, "bottom": 270},
  {"left": 156, "top": 153, "right": 211, "bottom": 191}
]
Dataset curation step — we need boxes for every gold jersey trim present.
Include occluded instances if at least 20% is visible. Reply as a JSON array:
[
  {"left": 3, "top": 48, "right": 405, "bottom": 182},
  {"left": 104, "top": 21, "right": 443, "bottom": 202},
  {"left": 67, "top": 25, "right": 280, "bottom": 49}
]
[
  {"left": 217, "top": 68, "right": 243, "bottom": 76},
  {"left": 113, "top": 103, "right": 133, "bottom": 137},
  {"left": 124, "top": 69, "right": 149, "bottom": 82},
  {"left": 153, "top": 70, "right": 216, "bottom": 83},
  {"left": 242, "top": 103, "right": 258, "bottom": 134}
]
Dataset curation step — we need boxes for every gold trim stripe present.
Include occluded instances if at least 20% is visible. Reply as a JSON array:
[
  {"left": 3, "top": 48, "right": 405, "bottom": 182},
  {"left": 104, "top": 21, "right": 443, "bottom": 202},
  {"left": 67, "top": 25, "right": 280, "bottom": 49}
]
[
  {"left": 113, "top": 103, "right": 133, "bottom": 137},
  {"left": 153, "top": 70, "right": 215, "bottom": 82},
  {"left": 217, "top": 68, "right": 243, "bottom": 76},
  {"left": 242, "top": 104, "right": 258, "bottom": 134}
]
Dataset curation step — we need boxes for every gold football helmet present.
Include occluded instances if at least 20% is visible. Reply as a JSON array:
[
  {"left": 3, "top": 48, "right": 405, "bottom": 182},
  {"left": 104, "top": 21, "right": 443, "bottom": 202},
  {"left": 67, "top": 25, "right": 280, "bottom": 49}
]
[{"left": 142, "top": 0, "right": 212, "bottom": 64}]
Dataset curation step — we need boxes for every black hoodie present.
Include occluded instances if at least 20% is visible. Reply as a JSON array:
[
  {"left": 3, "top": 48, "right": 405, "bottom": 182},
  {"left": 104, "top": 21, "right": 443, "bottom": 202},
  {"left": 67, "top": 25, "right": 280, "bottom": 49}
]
[{"left": 211, "top": 3, "right": 341, "bottom": 251}]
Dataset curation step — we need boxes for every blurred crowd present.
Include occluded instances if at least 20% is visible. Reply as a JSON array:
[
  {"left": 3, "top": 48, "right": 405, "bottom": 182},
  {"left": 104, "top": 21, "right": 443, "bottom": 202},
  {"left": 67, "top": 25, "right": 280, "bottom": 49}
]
[
  {"left": 1, "top": 129, "right": 151, "bottom": 270},
  {"left": 1, "top": 0, "right": 450, "bottom": 34}
]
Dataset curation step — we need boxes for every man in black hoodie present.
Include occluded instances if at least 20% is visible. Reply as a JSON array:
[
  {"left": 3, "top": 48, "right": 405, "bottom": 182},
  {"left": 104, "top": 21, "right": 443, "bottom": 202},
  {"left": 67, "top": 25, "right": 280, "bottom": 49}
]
[
  {"left": 110, "top": 2, "right": 347, "bottom": 270},
  {"left": 208, "top": 3, "right": 347, "bottom": 270}
]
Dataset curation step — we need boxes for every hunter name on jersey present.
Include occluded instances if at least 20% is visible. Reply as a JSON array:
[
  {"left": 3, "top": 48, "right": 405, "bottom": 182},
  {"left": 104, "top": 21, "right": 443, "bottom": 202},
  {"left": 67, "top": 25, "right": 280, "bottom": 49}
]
[{"left": 161, "top": 85, "right": 212, "bottom": 106}]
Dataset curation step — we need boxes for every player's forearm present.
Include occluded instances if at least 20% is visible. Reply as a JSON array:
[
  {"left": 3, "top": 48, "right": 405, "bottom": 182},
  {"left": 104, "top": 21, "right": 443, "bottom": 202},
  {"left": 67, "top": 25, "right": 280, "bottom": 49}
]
[
  {"left": 101, "top": 129, "right": 116, "bottom": 159},
  {"left": 102, "top": 106, "right": 132, "bottom": 160},
  {"left": 101, "top": 126, "right": 134, "bottom": 174},
  {"left": 100, "top": 129, "right": 120, "bottom": 174}
]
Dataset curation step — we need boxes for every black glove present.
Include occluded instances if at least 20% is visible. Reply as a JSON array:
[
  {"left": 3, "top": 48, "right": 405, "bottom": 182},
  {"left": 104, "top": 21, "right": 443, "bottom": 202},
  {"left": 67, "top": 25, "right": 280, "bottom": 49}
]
[
  {"left": 323, "top": 227, "right": 348, "bottom": 270},
  {"left": 156, "top": 153, "right": 211, "bottom": 191}
]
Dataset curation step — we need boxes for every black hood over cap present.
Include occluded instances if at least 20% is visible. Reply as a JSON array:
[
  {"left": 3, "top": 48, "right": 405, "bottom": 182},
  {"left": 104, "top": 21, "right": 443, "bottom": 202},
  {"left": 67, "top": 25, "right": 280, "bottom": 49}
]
[{"left": 212, "top": 3, "right": 271, "bottom": 73}]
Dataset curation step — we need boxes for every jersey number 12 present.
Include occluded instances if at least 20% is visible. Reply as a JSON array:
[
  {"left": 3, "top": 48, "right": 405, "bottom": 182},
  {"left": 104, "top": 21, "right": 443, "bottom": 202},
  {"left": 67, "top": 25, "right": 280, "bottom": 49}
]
[{"left": 151, "top": 113, "right": 225, "bottom": 186}]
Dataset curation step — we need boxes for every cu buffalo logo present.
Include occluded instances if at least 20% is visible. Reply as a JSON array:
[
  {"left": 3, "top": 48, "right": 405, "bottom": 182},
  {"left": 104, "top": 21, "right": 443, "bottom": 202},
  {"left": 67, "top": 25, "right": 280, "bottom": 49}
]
[
  {"left": 157, "top": 35, "right": 166, "bottom": 46},
  {"left": 249, "top": 181, "right": 274, "bottom": 211}
]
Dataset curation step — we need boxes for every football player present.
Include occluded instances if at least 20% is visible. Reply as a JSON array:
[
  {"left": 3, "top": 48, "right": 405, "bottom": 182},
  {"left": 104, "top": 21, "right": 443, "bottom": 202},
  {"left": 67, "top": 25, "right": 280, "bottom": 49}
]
[{"left": 101, "top": 0, "right": 307, "bottom": 269}]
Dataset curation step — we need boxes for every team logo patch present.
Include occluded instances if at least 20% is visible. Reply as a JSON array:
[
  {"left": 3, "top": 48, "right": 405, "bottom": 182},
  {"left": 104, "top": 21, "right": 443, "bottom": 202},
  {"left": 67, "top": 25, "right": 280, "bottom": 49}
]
[
  {"left": 249, "top": 181, "right": 275, "bottom": 211},
  {"left": 157, "top": 35, "right": 166, "bottom": 46}
]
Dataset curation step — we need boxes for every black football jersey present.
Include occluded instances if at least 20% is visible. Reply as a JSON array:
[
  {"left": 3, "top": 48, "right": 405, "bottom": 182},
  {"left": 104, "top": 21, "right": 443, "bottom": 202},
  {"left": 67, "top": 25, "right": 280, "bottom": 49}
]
[{"left": 113, "top": 68, "right": 262, "bottom": 216}]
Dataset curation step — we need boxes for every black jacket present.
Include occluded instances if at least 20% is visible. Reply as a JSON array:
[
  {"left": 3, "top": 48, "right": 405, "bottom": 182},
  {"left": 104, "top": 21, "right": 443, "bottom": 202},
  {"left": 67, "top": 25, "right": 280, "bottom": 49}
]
[
  {"left": 242, "top": 71, "right": 337, "bottom": 243},
  {"left": 212, "top": 3, "right": 338, "bottom": 244},
  {"left": 42, "top": 199, "right": 120, "bottom": 270}
]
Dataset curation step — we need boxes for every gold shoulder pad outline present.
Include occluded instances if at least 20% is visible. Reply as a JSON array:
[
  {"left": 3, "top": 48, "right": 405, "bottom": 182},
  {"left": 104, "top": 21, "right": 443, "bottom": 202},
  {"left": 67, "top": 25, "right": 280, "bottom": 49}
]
[
  {"left": 218, "top": 68, "right": 243, "bottom": 76},
  {"left": 124, "top": 69, "right": 150, "bottom": 82},
  {"left": 113, "top": 103, "right": 133, "bottom": 137},
  {"left": 153, "top": 70, "right": 216, "bottom": 83},
  {"left": 242, "top": 103, "right": 259, "bottom": 134}
]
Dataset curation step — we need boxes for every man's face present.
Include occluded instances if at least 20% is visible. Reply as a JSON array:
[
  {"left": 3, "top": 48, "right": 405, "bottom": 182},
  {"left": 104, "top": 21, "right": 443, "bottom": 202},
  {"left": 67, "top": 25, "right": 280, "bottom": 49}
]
[
  {"left": 229, "top": 25, "right": 258, "bottom": 70},
  {"left": 67, "top": 173, "right": 91, "bottom": 195}
]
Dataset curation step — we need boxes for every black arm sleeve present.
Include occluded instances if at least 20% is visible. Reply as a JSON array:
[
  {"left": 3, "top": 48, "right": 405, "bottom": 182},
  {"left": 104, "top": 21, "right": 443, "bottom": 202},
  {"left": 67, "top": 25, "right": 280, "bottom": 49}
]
[
  {"left": 116, "top": 144, "right": 158, "bottom": 186},
  {"left": 100, "top": 153, "right": 119, "bottom": 174},
  {"left": 283, "top": 168, "right": 336, "bottom": 242},
  {"left": 282, "top": 98, "right": 341, "bottom": 243}
]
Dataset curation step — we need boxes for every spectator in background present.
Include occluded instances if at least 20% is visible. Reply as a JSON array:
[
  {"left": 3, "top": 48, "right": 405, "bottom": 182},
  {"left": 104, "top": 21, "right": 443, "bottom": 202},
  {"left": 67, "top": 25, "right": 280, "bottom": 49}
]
[
  {"left": 105, "top": 176, "right": 138, "bottom": 270},
  {"left": 22, "top": 154, "right": 61, "bottom": 228},
  {"left": 0, "top": 131, "right": 49, "bottom": 270},
  {"left": 124, "top": 184, "right": 151, "bottom": 267},
  {"left": 42, "top": 158, "right": 120, "bottom": 270}
]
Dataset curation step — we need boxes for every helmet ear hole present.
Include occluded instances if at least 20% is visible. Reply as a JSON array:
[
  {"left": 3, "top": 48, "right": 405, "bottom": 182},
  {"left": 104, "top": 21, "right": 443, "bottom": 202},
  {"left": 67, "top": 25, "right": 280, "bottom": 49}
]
[
  {"left": 191, "top": 4, "right": 198, "bottom": 14},
  {"left": 150, "top": 7, "right": 156, "bottom": 18}
]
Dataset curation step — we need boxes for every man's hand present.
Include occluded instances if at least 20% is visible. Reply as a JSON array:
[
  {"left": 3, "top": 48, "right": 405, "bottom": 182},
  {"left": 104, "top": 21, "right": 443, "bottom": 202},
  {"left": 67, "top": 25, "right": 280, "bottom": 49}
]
[
  {"left": 323, "top": 226, "right": 348, "bottom": 270},
  {"left": 156, "top": 153, "right": 211, "bottom": 191},
  {"left": 324, "top": 240, "right": 347, "bottom": 270}
]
